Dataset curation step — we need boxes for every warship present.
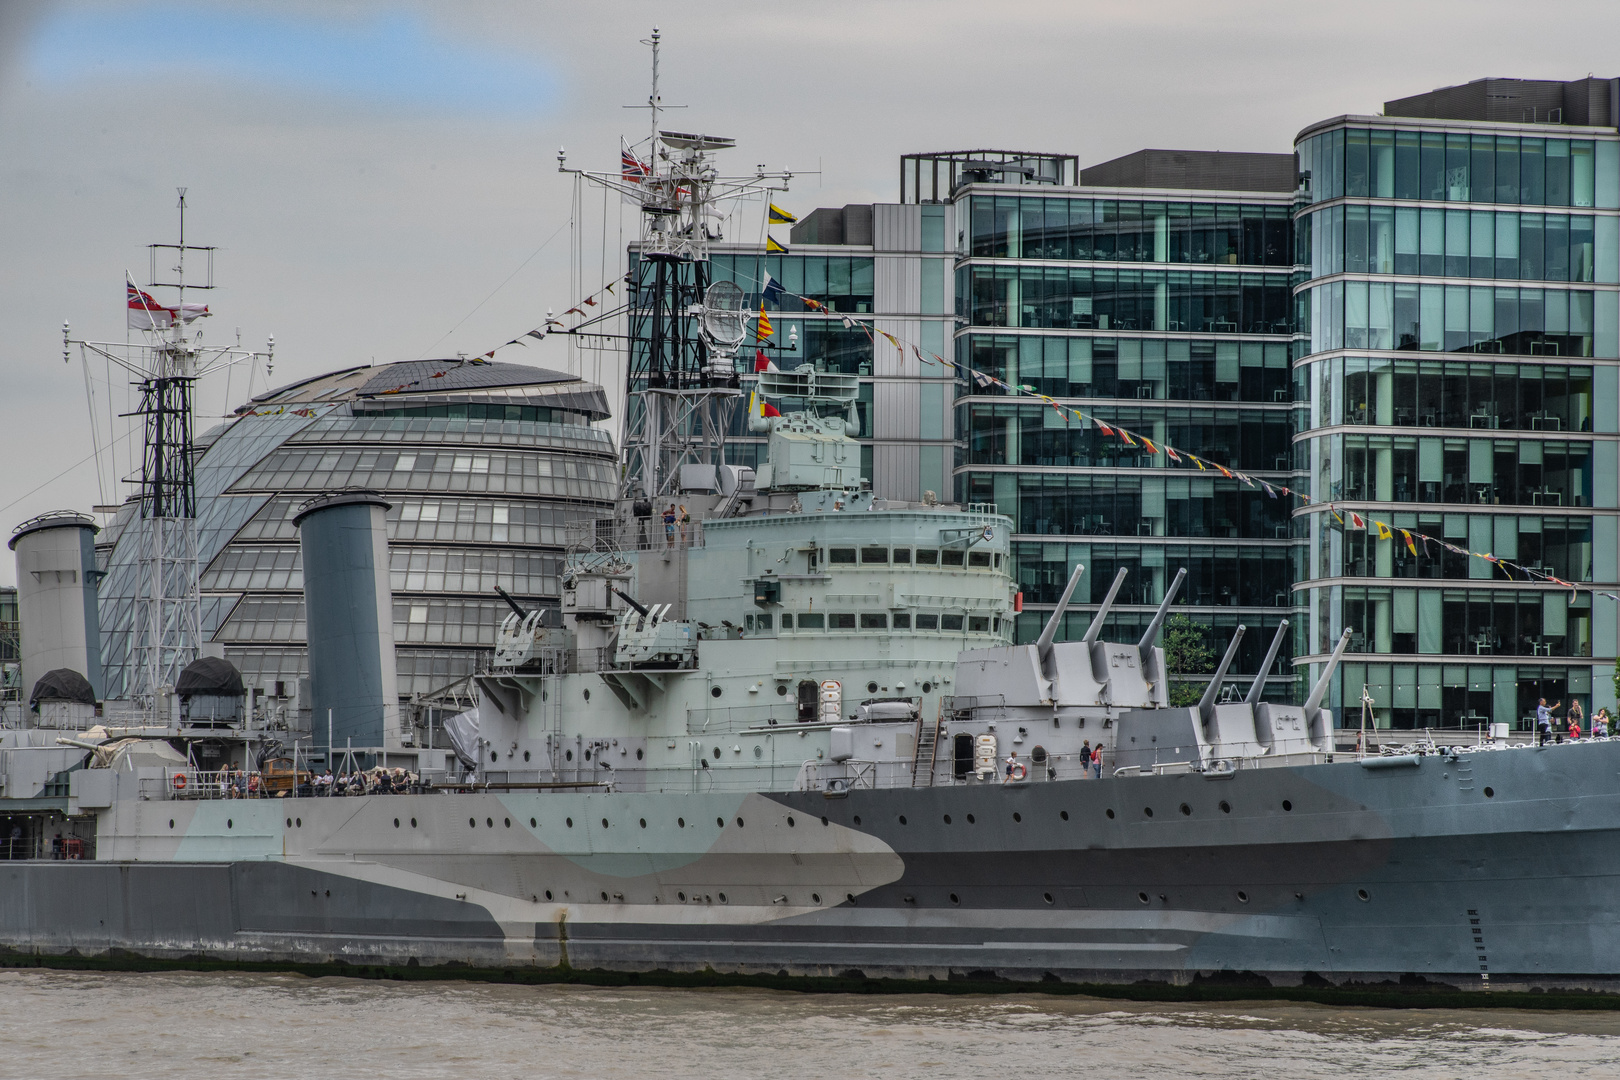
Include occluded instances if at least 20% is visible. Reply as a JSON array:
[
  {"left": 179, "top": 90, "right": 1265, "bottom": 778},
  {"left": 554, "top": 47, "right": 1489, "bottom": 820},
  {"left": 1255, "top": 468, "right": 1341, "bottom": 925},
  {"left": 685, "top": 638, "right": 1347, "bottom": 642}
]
[{"left": 5, "top": 35, "right": 1620, "bottom": 994}]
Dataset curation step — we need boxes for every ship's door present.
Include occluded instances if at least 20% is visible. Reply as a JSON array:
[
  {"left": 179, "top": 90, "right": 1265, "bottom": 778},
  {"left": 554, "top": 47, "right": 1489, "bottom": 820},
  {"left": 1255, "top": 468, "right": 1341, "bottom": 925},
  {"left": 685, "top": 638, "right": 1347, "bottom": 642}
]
[
  {"left": 953, "top": 733, "right": 974, "bottom": 779},
  {"left": 797, "top": 680, "right": 818, "bottom": 722}
]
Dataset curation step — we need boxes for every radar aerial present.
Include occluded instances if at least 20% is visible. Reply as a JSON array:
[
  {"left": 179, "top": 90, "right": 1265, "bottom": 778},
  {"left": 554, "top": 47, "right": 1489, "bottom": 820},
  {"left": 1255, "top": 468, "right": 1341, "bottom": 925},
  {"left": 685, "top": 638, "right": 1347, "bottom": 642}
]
[{"left": 699, "top": 280, "right": 748, "bottom": 360}]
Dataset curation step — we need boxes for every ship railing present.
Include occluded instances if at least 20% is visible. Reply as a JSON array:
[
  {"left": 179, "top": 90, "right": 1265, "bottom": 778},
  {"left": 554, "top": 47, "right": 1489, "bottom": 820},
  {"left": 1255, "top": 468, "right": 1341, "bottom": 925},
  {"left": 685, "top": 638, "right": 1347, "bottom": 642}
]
[
  {"left": 566, "top": 517, "right": 707, "bottom": 556},
  {"left": 167, "top": 769, "right": 274, "bottom": 799},
  {"left": 687, "top": 703, "right": 804, "bottom": 734},
  {"left": 792, "top": 758, "right": 878, "bottom": 794}
]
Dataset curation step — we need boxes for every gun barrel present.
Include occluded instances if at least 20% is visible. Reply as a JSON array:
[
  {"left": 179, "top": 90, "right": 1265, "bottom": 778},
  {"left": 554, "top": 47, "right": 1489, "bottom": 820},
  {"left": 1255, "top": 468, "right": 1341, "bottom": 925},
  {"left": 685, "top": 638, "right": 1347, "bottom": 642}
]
[
  {"left": 493, "top": 585, "right": 530, "bottom": 620},
  {"left": 1303, "top": 628, "right": 1353, "bottom": 714},
  {"left": 1137, "top": 567, "right": 1188, "bottom": 650},
  {"left": 1245, "top": 619, "right": 1290, "bottom": 705},
  {"left": 1080, "top": 567, "right": 1130, "bottom": 645},
  {"left": 609, "top": 585, "right": 651, "bottom": 618},
  {"left": 1036, "top": 563, "right": 1085, "bottom": 663},
  {"left": 1197, "top": 625, "right": 1247, "bottom": 716}
]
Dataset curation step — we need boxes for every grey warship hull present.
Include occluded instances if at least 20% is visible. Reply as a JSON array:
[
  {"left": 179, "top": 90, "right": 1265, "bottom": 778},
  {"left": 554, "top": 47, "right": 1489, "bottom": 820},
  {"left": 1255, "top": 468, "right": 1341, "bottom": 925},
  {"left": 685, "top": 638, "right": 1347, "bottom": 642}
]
[{"left": 6, "top": 739, "right": 1618, "bottom": 992}]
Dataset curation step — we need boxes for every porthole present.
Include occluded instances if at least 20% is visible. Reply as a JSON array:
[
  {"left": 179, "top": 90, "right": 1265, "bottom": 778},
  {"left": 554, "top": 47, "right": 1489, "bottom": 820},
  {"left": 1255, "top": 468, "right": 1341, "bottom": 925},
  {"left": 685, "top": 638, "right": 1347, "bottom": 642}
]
[
  {"left": 736, "top": 817, "right": 745, "bottom": 828},
  {"left": 393, "top": 818, "right": 399, "bottom": 828},
  {"left": 583, "top": 689, "right": 590, "bottom": 701},
  {"left": 491, "top": 750, "right": 499, "bottom": 762},
  {"left": 287, "top": 818, "right": 293, "bottom": 827},
  {"left": 776, "top": 684, "right": 788, "bottom": 696},
  {"left": 169, "top": 819, "right": 174, "bottom": 829},
  {"left": 787, "top": 816, "right": 796, "bottom": 828},
  {"left": 1143, "top": 807, "right": 1153, "bottom": 818},
  {"left": 1357, "top": 889, "right": 1370, "bottom": 902},
  {"left": 1106, "top": 809, "right": 1115, "bottom": 819},
  {"left": 410, "top": 818, "right": 417, "bottom": 828},
  {"left": 678, "top": 817, "right": 686, "bottom": 828},
  {"left": 1483, "top": 786, "right": 1495, "bottom": 798},
  {"left": 469, "top": 818, "right": 476, "bottom": 828},
  {"left": 1219, "top": 801, "right": 1231, "bottom": 814},
  {"left": 602, "top": 818, "right": 609, "bottom": 829},
  {"left": 713, "top": 747, "right": 721, "bottom": 759},
  {"left": 227, "top": 819, "right": 233, "bottom": 829},
  {"left": 566, "top": 750, "right": 573, "bottom": 762},
  {"left": 678, "top": 892, "right": 687, "bottom": 902},
  {"left": 636, "top": 748, "right": 644, "bottom": 760},
  {"left": 1282, "top": 800, "right": 1293, "bottom": 812},
  {"left": 566, "top": 817, "right": 573, "bottom": 828},
  {"left": 1179, "top": 803, "right": 1191, "bottom": 816},
  {"left": 718, "top": 892, "right": 728, "bottom": 904},
  {"left": 1012, "top": 812, "right": 1021, "bottom": 823},
  {"left": 523, "top": 750, "right": 531, "bottom": 762},
  {"left": 852, "top": 815, "right": 861, "bottom": 826},
  {"left": 487, "top": 817, "right": 494, "bottom": 828},
  {"left": 504, "top": 818, "right": 511, "bottom": 828},
  {"left": 528, "top": 818, "right": 535, "bottom": 828},
  {"left": 1237, "top": 891, "right": 1249, "bottom": 903},
  {"left": 717, "top": 817, "right": 725, "bottom": 827},
  {"left": 867, "top": 681, "right": 879, "bottom": 693},
  {"left": 639, "top": 818, "right": 647, "bottom": 828},
  {"left": 1138, "top": 891, "right": 1150, "bottom": 904},
  {"left": 545, "top": 890, "right": 553, "bottom": 901},
  {"left": 847, "top": 893, "right": 857, "bottom": 905},
  {"left": 821, "top": 816, "right": 829, "bottom": 826},
  {"left": 1043, "top": 892, "right": 1054, "bottom": 905},
  {"left": 943, "top": 814, "right": 952, "bottom": 825},
  {"left": 296, "top": 818, "right": 302, "bottom": 828},
  {"left": 711, "top": 686, "right": 723, "bottom": 698},
  {"left": 600, "top": 891, "right": 609, "bottom": 902},
  {"left": 965, "top": 813, "right": 975, "bottom": 824},
  {"left": 1060, "top": 810, "right": 1069, "bottom": 821},
  {"left": 898, "top": 815, "right": 908, "bottom": 825},
  {"left": 921, "top": 681, "right": 932, "bottom": 693},
  {"left": 584, "top": 749, "right": 591, "bottom": 761},
  {"left": 949, "top": 893, "right": 960, "bottom": 905},
  {"left": 811, "top": 893, "right": 821, "bottom": 905}
]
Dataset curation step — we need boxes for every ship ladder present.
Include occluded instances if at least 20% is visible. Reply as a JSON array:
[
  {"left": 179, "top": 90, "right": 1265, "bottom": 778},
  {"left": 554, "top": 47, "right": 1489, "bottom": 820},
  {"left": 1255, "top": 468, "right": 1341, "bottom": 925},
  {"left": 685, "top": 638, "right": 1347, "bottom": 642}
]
[{"left": 911, "top": 707, "right": 943, "bottom": 787}]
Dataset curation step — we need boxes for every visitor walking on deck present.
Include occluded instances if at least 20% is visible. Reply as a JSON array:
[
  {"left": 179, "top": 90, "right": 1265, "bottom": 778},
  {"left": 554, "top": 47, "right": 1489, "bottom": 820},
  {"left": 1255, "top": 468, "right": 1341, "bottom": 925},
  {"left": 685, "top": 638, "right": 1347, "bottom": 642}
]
[{"left": 1537, "top": 698, "right": 1560, "bottom": 745}]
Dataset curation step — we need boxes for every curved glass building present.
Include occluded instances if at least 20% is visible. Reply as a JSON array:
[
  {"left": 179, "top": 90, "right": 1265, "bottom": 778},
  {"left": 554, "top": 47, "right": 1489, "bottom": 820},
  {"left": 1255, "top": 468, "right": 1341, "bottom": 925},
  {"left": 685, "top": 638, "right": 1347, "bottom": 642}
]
[
  {"left": 1292, "top": 78, "right": 1620, "bottom": 729},
  {"left": 94, "top": 359, "right": 616, "bottom": 720}
]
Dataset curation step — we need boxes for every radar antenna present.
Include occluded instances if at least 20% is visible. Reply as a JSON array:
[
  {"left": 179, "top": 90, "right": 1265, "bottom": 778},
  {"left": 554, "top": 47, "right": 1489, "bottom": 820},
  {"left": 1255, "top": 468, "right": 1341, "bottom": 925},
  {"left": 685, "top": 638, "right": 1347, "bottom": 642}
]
[
  {"left": 63, "top": 190, "right": 273, "bottom": 708},
  {"left": 558, "top": 27, "right": 793, "bottom": 500}
]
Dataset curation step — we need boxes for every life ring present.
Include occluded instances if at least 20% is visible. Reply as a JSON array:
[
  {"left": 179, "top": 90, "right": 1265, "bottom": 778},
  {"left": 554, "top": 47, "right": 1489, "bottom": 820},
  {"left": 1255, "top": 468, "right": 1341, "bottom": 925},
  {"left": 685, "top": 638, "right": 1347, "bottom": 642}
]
[
  {"left": 172, "top": 773, "right": 187, "bottom": 790},
  {"left": 1009, "top": 762, "right": 1027, "bottom": 781}
]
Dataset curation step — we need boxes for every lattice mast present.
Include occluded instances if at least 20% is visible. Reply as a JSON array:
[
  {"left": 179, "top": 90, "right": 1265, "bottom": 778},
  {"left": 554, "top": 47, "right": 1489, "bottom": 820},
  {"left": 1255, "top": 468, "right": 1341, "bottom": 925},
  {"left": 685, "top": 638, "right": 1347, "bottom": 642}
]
[
  {"left": 65, "top": 189, "right": 273, "bottom": 706},
  {"left": 558, "top": 27, "right": 791, "bottom": 500}
]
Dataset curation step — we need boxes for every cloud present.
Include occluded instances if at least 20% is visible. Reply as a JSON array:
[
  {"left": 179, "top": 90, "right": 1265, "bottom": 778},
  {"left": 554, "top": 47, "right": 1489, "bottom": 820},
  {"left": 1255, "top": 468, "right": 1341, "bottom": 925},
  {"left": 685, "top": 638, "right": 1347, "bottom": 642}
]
[{"left": 26, "top": 3, "right": 556, "bottom": 115}]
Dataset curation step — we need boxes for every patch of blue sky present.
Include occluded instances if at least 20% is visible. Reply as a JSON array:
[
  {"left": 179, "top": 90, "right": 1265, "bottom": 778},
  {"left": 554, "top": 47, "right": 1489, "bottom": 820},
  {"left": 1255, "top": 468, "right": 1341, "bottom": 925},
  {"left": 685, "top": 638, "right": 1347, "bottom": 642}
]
[{"left": 27, "top": 5, "right": 556, "bottom": 115}]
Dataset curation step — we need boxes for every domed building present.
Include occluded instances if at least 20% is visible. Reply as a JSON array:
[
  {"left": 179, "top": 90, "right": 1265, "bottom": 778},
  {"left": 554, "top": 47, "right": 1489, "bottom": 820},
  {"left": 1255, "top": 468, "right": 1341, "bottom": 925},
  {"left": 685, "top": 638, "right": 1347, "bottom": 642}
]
[{"left": 94, "top": 358, "right": 616, "bottom": 722}]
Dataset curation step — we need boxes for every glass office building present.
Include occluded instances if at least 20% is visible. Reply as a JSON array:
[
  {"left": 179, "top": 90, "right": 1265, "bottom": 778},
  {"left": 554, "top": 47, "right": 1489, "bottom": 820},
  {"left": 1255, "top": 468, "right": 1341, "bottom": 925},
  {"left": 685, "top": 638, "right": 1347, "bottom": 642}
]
[
  {"left": 93, "top": 360, "right": 616, "bottom": 715},
  {"left": 1293, "top": 77, "right": 1620, "bottom": 728},
  {"left": 948, "top": 150, "right": 1306, "bottom": 696}
]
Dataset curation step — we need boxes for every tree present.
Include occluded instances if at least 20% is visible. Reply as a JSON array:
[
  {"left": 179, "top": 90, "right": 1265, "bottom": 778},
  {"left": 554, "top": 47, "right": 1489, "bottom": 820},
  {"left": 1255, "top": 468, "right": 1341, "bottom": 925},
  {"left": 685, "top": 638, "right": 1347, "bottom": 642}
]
[{"left": 1163, "top": 612, "right": 1215, "bottom": 707}]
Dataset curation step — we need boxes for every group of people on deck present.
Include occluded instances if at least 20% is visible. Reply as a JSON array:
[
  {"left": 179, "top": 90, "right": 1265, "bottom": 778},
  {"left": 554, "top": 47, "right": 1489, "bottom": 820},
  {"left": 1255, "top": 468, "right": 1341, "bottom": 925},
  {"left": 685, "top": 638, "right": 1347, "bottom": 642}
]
[
  {"left": 1537, "top": 697, "right": 1611, "bottom": 745},
  {"left": 1003, "top": 742, "right": 1105, "bottom": 782}
]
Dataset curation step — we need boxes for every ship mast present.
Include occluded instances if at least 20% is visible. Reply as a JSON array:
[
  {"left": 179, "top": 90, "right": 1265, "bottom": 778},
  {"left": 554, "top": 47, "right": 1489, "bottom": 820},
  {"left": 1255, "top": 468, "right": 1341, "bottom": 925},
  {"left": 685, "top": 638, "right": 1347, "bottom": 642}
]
[
  {"left": 65, "top": 190, "right": 273, "bottom": 709},
  {"left": 559, "top": 28, "right": 791, "bottom": 501}
]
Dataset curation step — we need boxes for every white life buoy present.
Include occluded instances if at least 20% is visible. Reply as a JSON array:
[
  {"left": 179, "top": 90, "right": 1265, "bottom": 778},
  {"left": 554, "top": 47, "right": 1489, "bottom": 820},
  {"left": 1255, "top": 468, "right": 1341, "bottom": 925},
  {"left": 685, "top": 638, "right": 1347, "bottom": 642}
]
[{"left": 1009, "top": 762, "right": 1027, "bottom": 781}]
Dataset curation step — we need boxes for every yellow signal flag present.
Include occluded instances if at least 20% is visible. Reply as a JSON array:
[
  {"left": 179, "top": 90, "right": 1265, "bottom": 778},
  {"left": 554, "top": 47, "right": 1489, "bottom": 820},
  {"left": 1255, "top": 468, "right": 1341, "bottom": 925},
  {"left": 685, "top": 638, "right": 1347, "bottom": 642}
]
[
  {"left": 756, "top": 305, "right": 774, "bottom": 342},
  {"left": 765, "top": 235, "right": 788, "bottom": 254},
  {"left": 768, "top": 203, "right": 797, "bottom": 225}
]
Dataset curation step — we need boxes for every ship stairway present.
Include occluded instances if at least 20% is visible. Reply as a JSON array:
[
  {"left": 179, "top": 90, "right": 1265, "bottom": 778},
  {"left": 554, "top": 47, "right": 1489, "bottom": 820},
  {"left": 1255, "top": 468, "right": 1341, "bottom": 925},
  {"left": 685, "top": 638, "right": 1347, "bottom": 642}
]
[{"left": 911, "top": 709, "right": 943, "bottom": 787}]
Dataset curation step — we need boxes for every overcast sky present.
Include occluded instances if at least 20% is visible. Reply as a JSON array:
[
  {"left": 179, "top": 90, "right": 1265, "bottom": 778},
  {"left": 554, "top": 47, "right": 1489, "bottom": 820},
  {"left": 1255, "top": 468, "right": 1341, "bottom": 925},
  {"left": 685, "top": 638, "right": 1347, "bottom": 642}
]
[{"left": 2, "top": 0, "right": 1618, "bottom": 584}]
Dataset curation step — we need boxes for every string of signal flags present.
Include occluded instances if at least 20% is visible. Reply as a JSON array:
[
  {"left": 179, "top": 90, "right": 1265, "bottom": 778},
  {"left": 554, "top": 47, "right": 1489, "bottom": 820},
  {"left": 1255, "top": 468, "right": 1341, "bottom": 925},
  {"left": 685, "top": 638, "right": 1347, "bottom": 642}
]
[{"left": 471, "top": 209, "right": 1609, "bottom": 605}]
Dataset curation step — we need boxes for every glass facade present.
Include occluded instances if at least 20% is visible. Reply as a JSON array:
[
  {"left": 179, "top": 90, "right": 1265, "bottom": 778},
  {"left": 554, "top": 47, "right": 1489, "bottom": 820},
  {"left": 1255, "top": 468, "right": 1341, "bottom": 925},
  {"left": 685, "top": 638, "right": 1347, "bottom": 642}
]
[
  {"left": 94, "top": 362, "right": 616, "bottom": 704},
  {"left": 1295, "top": 116, "right": 1620, "bottom": 729},
  {"left": 954, "top": 188, "right": 1304, "bottom": 696}
]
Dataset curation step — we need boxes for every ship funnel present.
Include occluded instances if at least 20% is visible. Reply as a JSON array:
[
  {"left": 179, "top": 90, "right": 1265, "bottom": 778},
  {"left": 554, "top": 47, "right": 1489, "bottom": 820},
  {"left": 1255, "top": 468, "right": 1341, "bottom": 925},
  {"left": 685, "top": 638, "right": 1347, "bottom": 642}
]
[
  {"left": 1035, "top": 562, "right": 1084, "bottom": 670},
  {"left": 1137, "top": 567, "right": 1188, "bottom": 652},
  {"left": 1080, "top": 567, "right": 1129, "bottom": 645},
  {"left": 1303, "top": 628, "right": 1353, "bottom": 715},
  {"left": 1197, "top": 624, "right": 1246, "bottom": 718},
  {"left": 1245, "top": 620, "right": 1290, "bottom": 705}
]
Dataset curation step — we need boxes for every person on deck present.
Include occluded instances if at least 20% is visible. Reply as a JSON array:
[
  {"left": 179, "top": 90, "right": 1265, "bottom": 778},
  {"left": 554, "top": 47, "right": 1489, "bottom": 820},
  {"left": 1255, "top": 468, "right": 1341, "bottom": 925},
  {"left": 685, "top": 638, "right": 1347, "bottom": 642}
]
[{"left": 1537, "top": 698, "right": 1560, "bottom": 745}]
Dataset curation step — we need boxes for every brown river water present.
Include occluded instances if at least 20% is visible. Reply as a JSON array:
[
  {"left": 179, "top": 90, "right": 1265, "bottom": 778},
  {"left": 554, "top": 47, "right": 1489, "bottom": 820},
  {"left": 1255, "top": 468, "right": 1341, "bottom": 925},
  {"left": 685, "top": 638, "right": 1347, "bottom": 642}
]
[{"left": 2, "top": 970, "right": 1619, "bottom": 1079}]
